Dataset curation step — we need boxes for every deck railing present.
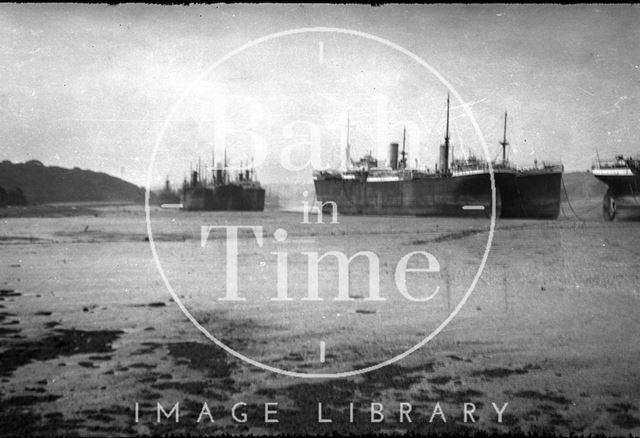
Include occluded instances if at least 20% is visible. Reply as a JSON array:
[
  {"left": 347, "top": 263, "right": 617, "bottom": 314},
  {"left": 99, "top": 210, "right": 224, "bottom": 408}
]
[{"left": 591, "top": 156, "right": 637, "bottom": 170}]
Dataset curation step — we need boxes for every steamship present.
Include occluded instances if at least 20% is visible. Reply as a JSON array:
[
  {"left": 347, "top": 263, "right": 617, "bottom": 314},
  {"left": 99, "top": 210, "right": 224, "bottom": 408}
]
[
  {"left": 591, "top": 155, "right": 640, "bottom": 220},
  {"left": 313, "top": 95, "right": 498, "bottom": 217},
  {"left": 182, "top": 157, "right": 265, "bottom": 211},
  {"left": 489, "top": 112, "right": 563, "bottom": 219},
  {"left": 157, "top": 177, "right": 181, "bottom": 206}
]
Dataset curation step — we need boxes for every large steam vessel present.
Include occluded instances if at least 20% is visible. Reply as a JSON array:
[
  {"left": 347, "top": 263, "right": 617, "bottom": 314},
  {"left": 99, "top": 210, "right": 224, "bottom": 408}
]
[
  {"left": 493, "top": 112, "right": 564, "bottom": 219},
  {"left": 453, "top": 112, "right": 563, "bottom": 219},
  {"left": 591, "top": 155, "right": 640, "bottom": 220},
  {"left": 157, "top": 177, "right": 181, "bottom": 206},
  {"left": 313, "top": 95, "right": 498, "bottom": 217},
  {"left": 182, "top": 156, "right": 265, "bottom": 211}
]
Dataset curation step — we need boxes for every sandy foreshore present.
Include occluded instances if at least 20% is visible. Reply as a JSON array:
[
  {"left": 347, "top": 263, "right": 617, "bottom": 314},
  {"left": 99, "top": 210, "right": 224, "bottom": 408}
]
[{"left": 0, "top": 201, "right": 639, "bottom": 436}]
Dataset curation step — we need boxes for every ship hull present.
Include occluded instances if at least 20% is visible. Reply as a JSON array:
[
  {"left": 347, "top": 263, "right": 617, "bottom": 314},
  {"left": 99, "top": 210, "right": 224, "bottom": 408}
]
[
  {"left": 313, "top": 173, "right": 499, "bottom": 217},
  {"left": 593, "top": 173, "right": 640, "bottom": 199},
  {"left": 157, "top": 191, "right": 181, "bottom": 205},
  {"left": 183, "top": 185, "right": 265, "bottom": 211},
  {"left": 498, "top": 171, "right": 563, "bottom": 219},
  {"left": 593, "top": 170, "right": 640, "bottom": 220}
]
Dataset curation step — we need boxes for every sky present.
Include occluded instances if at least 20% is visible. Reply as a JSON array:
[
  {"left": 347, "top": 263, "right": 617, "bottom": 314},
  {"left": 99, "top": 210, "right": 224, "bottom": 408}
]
[{"left": 1, "top": 4, "right": 639, "bottom": 187}]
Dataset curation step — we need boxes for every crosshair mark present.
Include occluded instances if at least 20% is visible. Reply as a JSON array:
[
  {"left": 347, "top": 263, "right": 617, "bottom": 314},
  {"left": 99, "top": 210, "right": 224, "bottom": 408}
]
[
  {"left": 462, "top": 205, "right": 486, "bottom": 210},
  {"left": 318, "top": 41, "right": 324, "bottom": 64},
  {"left": 320, "top": 341, "right": 326, "bottom": 363}
]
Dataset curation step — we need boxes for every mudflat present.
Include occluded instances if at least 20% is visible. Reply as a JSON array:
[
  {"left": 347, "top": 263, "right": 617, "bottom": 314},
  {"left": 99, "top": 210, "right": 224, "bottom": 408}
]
[{"left": 0, "top": 202, "right": 639, "bottom": 436}]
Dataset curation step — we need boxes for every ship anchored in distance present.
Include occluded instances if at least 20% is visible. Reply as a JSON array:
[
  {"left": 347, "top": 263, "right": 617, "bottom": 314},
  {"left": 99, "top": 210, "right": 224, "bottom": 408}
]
[
  {"left": 313, "top": 94, "right": 564, "bottom": 219},
  {"left": 181, "top": 151, "right": 265, "bottom": 211}
]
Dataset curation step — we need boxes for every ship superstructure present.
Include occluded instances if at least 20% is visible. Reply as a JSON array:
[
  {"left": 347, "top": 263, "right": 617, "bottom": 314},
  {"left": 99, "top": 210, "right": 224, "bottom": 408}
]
[
  {"left": 182, "top": 155, "right": 265, "bottom": 212},
  {"left": 313, "top": 95, "right": 498, "bottom": 217}
]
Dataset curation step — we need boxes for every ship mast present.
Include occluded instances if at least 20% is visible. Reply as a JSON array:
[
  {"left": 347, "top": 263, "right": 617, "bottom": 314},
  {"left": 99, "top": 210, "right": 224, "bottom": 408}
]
[
  {"left": 445, "top": 94, "right": 450, "bottom": 146},
  {"left": 499, "top": 111, "right": 509, "bottom": 165},
  {"left": 224, "top": 147, "right": 228, "bottom": 185},
  {"left": 211, "top": 148, "right": 217, "bottom": 184},
  {"left": 346, "top": 114, "right": 350, "bottom": 151},
  {"left": 400, "top": 126, "right": 407, "bottom": 169},
  {"left": 345, "top": 114, "right": 351, "bottom": 170},
  {"left": 439, "top": 93, "right": 451, "bottom": 175}
]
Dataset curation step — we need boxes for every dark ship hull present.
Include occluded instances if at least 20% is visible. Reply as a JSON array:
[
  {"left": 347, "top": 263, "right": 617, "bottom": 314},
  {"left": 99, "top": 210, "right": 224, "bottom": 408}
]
[
  {"left": 496, "top": 170, "right": 563, "bottom": 219},
  {"left": 157, "top": 191, "right": 181, "bottom": 205},
  {"left": 488, "top": 112, "right": 564, "bottom": 220},
  {"left": 313, "top": 172, "right": 499, "bottom": 217},
  {"left": 183, "top": 184, "right": 265, "bottom": 211},
  {"left": 592, "top": 158, "right": 640, "bottom": 220}
]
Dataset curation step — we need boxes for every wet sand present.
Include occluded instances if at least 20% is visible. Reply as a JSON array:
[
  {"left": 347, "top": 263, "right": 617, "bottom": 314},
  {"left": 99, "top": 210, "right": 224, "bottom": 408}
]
[{"left": 0, "top": 201, "right": 639, "bottom": 436}]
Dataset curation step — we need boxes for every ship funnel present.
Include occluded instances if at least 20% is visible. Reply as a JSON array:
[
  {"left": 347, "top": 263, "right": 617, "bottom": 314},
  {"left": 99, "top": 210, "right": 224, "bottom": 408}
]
[
  {"left": 216, "top": 162, "right": 223, "bottom": 185},
  {"left": 389, "top": 142, "right": 399, "bottom": 170},
  {"left": 190, "top": 170, "right": 198, "bottom": 187},
  {"left": 439, "top": 144, "right": 448, "bottom": 175}
]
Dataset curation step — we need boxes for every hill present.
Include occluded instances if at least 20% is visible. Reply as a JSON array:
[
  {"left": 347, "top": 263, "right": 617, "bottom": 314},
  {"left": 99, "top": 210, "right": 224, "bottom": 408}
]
[
  {"left": 561, "top": 171, "right": 607, "bottom": 200},
  {"left": 0, "top": 160, "right": 146, "bottom": 205}
]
